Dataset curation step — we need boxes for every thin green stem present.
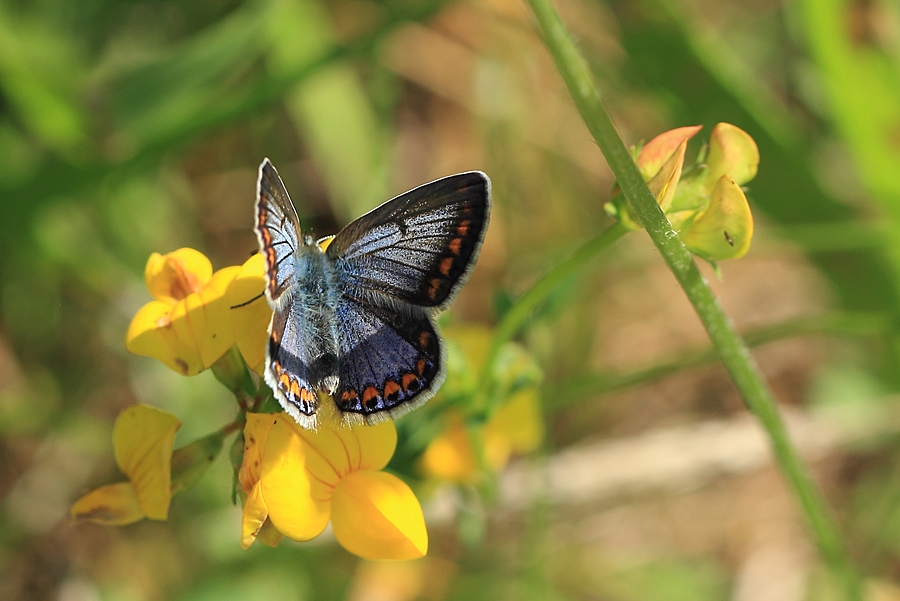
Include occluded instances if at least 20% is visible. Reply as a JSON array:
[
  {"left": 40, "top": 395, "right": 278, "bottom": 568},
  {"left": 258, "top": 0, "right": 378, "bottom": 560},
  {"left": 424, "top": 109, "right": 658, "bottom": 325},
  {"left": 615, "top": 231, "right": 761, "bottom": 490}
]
[
  {"left": 525, "top": 0, "right": 862, "bottom": 597},
  {"left": 476, "top": 222, "right": 628, "bottom": 409}
]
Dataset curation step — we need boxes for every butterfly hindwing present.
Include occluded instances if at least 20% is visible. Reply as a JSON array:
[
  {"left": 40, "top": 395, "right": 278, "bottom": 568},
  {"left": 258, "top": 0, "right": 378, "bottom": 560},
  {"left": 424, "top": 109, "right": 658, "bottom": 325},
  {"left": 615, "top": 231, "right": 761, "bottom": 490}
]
[
  {"left": 332, "top": 293, "right": 442, "bottom": 424},
  {"left": 255, "top": 159, "right": 303, "bottom": 302},
  {"left": 265, "top": 294, "right": 340, "bottom": 429},
  {"left": 326, "top": 172, "right": 490, "bottom": 309}
]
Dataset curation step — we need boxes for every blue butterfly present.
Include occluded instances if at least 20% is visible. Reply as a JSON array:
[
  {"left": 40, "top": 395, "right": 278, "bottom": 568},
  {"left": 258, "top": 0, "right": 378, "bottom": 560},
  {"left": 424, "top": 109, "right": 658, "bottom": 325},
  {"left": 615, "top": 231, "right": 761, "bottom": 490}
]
[{"left": 254, "top": 159, "right": 491, "bottom": 429}]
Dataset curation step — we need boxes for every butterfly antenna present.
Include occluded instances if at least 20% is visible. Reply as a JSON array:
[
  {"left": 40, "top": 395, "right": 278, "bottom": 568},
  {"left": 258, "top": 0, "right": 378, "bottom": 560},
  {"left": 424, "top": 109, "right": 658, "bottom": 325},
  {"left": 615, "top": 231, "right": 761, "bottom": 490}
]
[{"left": 230, "top": 292, "right": 265, "bottom": 309}]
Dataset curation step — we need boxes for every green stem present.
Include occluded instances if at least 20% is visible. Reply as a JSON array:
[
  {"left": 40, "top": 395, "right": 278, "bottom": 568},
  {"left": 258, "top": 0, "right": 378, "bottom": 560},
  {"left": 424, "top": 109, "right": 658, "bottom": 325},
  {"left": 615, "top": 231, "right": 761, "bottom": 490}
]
[
  {"left": 476, "top": 222, "right": 628, "bottom": 409},
  {"left": 525, "top": 0, "right": 862, "bottom": 596},
  {"left": 553, "top": 312, "right": 888, "bottom": 406}
]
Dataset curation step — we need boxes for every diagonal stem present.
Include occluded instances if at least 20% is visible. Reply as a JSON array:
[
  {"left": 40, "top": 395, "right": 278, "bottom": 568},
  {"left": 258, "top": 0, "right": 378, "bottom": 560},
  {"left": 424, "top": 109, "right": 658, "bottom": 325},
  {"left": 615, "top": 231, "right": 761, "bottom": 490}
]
[{"left": 524, "top": 0, "right": 862, "bottom": 597}]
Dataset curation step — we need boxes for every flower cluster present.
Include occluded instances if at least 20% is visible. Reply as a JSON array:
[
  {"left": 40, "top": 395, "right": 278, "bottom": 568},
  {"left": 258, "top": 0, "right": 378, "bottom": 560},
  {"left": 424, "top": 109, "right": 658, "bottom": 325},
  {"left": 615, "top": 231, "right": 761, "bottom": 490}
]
[
  {"left": 125, "top": 249, "right": 270, "bottom": 375},
  {"left": 239, "top": 411, "right": 427, "bottom": 559},
  {"left": 606, "top": 123, "right": 759, "bottom": 262},
  {"left": 418, "top": 325, "right": 545, "bottom": 484},
  {"left": 75, "top": 247, "right": 432, "bottom": 560}
]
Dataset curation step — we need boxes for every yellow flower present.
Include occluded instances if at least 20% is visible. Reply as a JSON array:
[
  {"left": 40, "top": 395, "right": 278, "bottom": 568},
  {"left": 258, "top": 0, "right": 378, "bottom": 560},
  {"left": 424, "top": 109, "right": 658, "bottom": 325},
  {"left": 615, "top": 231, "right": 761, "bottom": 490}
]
[
  {"left": 420, "top": 388, "right": 544, "bottom": 483},
  {"left": 239, "top": 412, "right": 428, "bottom": 560},
  {"left": 606, "top": 123, "right": 758, "bottom": 261},
  {"left": 126, "top": 248, "right": 240, "bottom": 375},
  {"left": 71, "top": 405, "right": 180, "bottom": 525},
  {"left": 225, "top": 253, "right": 272, "bottom": 376}
]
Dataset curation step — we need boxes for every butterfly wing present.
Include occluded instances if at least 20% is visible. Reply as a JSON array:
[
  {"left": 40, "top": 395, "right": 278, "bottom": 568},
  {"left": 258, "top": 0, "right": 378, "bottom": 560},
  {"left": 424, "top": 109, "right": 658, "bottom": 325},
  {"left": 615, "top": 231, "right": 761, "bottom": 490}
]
[
  {"left": 255, "top": 158, "right": 303, "bottom": 303},
  {"left": 254, "top": 159, "right": 338, "bottom": 429},
  {"left": 332, "top": 294, "right": 443, "bottom": 424},
  {"left": 326, "top": 172, "right": 490, "bottom": 422},
  {"left": 265, "top": 300, "right": 330, "bottom": 429},
  {"left": 326, "top": 172, "right": 491, "bottom": 309}
]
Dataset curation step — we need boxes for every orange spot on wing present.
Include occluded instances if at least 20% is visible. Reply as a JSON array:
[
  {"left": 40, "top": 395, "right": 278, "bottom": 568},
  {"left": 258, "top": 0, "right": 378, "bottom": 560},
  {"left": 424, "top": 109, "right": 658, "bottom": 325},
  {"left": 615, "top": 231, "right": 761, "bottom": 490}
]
[
  {"left": 289, "top": 379, "right": 301, "bottom": 397},
  {"left": 439, "top": 257, "right": 453, "bottom": 276},
  {"left": 457, "top": 220, "right": 470, "bottom": 237},
  {"left": 384, "top": 381, "right": 400, "bottom": 398},
  {"left": 341, "top": 389, "right": 358, "bottom": 402},
  {"left": 427, "top": 278, "right": 441, "bottom": 300},
  {"left": 401, "top": 373, "right": 418, "bottom": 391},
  {"left": 418, "top": 330, "right": 431, "bottom": 349},
  {"left": 449, "top": 238, "right": 462, "bottom": 255},
  {"left": 416, "top": 358, "right": 426, "bottom": 375},
  {"left": 363, "top": 386, "right": 379, "bottom": 404},
  {"left": 279, "top": 373, "right": 291, "bottom": 390}
]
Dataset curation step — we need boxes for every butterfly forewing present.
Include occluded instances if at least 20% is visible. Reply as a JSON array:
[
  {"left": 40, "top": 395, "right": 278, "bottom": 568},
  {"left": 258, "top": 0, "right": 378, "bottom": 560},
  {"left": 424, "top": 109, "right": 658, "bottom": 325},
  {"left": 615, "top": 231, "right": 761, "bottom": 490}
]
[
  {"left": 255, "top": 159, "right": 304, "bottom": 301},
  {"left": 326, "top": 172, "right": 490, "bottom": 309}
]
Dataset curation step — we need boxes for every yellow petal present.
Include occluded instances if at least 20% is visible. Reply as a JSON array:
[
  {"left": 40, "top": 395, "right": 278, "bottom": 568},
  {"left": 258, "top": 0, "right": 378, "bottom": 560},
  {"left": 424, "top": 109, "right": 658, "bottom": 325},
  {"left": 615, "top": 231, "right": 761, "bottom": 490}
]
[
  {"left": 113, "top": 404, "right": 181, "bottom": 520},
  {"left": 70, "top": 482, "right": 146, "bottom": 526},
  {"left": 486, "top": 388, "right": 544, "bottom": 455},
  {"left": 682, "top": 175, "right": 754, "bottom": 261},
  {"left": 259, "top": 415, "right": 332, "bottom": 541},
  {"left": 125, "top": 300, "right": 204, "bottom": 375},
  {"left": 145, "top": 248, "right": 213, "bottom": 303},
  {"left": 483, "top": 388, "right": 544, "bottom": 471},
  {"left": 239, "top": 412, "right": 278, "bottom": 494},
  {"left": 317, "top": 236, "right": 335, "bottom": 252},
  {"left": 170, "top": 266, "right": 241, "bottom": 369},
  {"left": 419, "top": 414, "right": 478, "bottom": 483},
  {"left": 351, "top": 420, "right": 398, "bottom": 471},
  {"left": 241, "top": 482, "right": 270, "bottom": 549},
  {"left": 704, "top": 123, "right": 759, "bottom": 192},
  {"left": 227, "top": 253, "right": 271, "bottom": 375},
  {"left": 331, "top": 470, "right": 428, "bottom": 560},
  {"left": 636, "top": 125, "right": 702, "bottom": 181}
]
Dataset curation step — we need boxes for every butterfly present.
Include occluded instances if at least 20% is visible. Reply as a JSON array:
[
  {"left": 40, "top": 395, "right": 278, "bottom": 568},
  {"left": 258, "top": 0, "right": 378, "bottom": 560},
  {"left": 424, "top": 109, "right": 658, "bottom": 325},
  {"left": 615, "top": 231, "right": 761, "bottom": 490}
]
[{"left": 254, "top": 159, "right": 491, "bottom": 429}]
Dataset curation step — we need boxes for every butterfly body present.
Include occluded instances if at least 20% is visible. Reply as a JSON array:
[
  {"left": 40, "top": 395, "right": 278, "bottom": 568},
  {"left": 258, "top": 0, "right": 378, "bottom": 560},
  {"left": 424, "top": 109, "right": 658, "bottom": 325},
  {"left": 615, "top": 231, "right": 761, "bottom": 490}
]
[{"left": 254, "top": 159, "right": 490, "bottom": 429}]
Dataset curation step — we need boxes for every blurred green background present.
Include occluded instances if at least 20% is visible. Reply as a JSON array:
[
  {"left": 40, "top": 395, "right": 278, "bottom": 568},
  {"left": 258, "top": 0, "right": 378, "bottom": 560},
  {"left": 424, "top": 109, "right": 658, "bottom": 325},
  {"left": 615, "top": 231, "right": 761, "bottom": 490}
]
[{"left": 4, "top": 0, "right": 900, "bottom": 599}]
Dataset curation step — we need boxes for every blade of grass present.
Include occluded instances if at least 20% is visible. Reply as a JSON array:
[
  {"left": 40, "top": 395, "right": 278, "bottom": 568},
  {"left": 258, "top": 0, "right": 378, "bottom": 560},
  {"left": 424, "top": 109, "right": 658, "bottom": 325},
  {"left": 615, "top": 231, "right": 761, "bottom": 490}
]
[
  {"left": 553, "top": 312, "right": 888, "bottom": 406},
  {"left": 524, "top": 0, "right": 862, "bottom": 596}
]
